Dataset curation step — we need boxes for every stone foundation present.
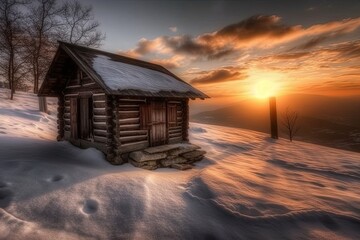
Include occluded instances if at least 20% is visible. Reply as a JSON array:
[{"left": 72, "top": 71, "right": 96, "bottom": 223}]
[{"left": 128, "top": 143, "right": 206, "bottom": 170}]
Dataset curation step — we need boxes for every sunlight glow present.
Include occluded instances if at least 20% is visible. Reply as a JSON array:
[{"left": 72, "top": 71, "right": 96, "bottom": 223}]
[
  {"left": 253, "top": 80, "right": 277, "bottom": 98},
  {"left": 249, "top": 70, "right": 283, "bottom": 99}
]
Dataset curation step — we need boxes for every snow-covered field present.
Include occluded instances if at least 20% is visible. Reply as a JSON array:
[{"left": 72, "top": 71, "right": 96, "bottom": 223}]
[{"left": 1, "top": 89, "right": 360, "bottom": 240}]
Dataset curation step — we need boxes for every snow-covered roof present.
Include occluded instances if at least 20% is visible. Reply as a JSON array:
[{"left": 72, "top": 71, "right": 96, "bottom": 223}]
[{"left": 40, "top": 42, "right": 208, "bottom": 99}]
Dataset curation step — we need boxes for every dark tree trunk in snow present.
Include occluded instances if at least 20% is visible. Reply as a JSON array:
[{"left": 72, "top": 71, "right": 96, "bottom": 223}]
[{"left": 39, "top": 96, "right": 47, "bottom": 113}]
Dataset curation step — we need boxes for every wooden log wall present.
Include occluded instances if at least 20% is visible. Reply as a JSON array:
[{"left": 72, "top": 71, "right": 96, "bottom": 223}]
[
  {"left": 115, "top": 97, "right": 149, "bottom": 154},
  {"left": 168, "top": 100, "right": 185, "bottom": 144},
  {"left": 92, "top": 93, "right": 108, "bottom": 145},
  {"left": 63, "top": 95, "right": 71, "bottom": 139},
  {"left": 57, "top": 96, "right": 65, "bottom": 141},
  {"left": 182, "top": 99, "right": 189, "bottom": 142}
]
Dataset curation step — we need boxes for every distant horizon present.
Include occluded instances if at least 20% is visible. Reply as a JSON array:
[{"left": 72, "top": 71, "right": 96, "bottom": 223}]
[{"left": 77, "top": 0, "right": 360, "bottom": 105}]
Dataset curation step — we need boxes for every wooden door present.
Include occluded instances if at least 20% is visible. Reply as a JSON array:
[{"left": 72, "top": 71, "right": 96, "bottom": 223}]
[
  {"left": 150, "top": 101, "right": 167, "bottom": 146},
  {"left": 70, "top": 98, "right": 78, "bottom": 139},
  {"left": 79, "top": 98, "right": 92, "bottom": 139}
]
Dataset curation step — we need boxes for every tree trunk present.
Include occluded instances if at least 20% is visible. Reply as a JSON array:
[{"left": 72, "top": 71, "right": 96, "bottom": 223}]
[{"left": 39, "top": 96, "right": 48, "bottom": 113}]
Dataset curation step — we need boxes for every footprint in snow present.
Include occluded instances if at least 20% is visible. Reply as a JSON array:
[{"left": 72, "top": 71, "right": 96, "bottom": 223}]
[
  {"left": 0, "top": 181, "right": 7, "bottom": 188},
  {"left": 0, "top": 189, "right": 14, "bottom": 208},
  {"left": 82, "top": 199, "right": 99, "bottom": 214},
  {"left": 47, "top": 175, "right": 64, "bottom": 182}
]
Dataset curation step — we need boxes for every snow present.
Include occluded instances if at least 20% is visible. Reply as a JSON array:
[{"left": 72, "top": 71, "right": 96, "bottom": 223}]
[
  {"left": 92, "top": 54, "right": 203, "bottom": 94},
  {"left": 1, "top": 89, "right": 360, "bottom": 239}
]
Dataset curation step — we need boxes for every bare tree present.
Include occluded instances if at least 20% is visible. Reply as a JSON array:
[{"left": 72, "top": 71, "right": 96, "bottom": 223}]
[
  {"left": 58, "top": 0, "right": 104, "bottom": 47},
  {"left": 25, "top": 0, "right": 61, "bottom": 94},
  {"left": 0, "top": 0, "right": 28, "bottom": 100},
  {"left": 281, "top": 107, "right": 300, "bottom": 142}
]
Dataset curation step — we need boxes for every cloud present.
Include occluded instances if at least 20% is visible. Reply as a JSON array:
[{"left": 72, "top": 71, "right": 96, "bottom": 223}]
[
  {"left": 190, "top": 67, "right": 248, "bottom": 85},
  {"left": 125, "top": 15, "right": 360, "bottom": 65},
  {"left": 169, "top": 26, "right": 178, "bottom": 33}
]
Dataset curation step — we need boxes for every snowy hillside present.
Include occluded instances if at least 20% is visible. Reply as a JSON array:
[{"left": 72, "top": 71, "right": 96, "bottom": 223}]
[{"left": 1, "top": 89, "right": 360, "bottom": 240}]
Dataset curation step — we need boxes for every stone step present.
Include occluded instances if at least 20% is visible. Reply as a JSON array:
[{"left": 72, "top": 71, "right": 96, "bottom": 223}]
[
  {"left": 168, "top": 144, "right": 200, "bottom": 156},
  {"left": 161, "top": 156, "right": 187, "bottom": 167},
  {"left": 181, "top": 150, "right": 206, "bottom": 160},
  {"left": 171, "top": 163, "right": 193, "bottom": 171},
  {"left": 129, "top": 151, "right": 166, "bottom": 162},
  {"left": 143, "top": 143, "right": 183, "bottom": 154}
]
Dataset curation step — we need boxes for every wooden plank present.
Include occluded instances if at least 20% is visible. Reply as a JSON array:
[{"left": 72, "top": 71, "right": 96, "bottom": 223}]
[
  {"left": 168, "top": 136, "right": 182, "bottom": 144},
  {"left": 94, "top": 135, "right": 108, "bottom": 143},
  {"left": 169, "top": 128, "right": 182, "bottom": 134},
  {"left": 119, "top": 111, "right": 139, "bottom": 119},
  {"left": 93, "top": 122, "right": 107, "bottom": 130},
  {"left": 182, "top": 99, "right": 189, "bottom": 142},
  {"left": 119, "top": 124, "right": 140, "bottom": 130},
  {"left": 93, "top": 94, "right": 106, "bottom": 101},
  {"left": 118, "top": 140, "right": 149, "bottom": 153},
  {"left": 120, "top": 135, "right": 148, "bottom": 144},
  {"left": 70, "top": 98, "right": 78, "bottom": 139},
  {"left": 82, "top": 82, "right": 96, "bottom": 87},
  {"left": 93, "top": 129, "right": 108, "bottom": 137},
  {"left": 119, "top": 117, "right": 139, "bottom": 124},
  {"left": 65, "top": 93, "right": 79, "bottom": 97},
  {"left": 169, "top": 126, "right": 182, "bottom": 131},
  {"left": 118, "top": 98, "right": 146, "bottom": 102},
  {"left": 66, "top": 85, "right": 81, "bottom": 89},
  {"left": 169, "top": 132, "right": 182, "bottom": 138},
  {"left": 93, "top": 101, "right": 106, "bottom": 108},
  {"left": 93, "top": 115, "right": 108, "bottom": 122},
  {"left": 119, "top": 130, "right": 148, "bottom": 136},
  {"left": 93, "top": 108, "right": 106, "bottom": 115}
]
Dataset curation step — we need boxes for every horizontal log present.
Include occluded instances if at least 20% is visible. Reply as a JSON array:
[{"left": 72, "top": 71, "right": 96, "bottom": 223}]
[
  {"left": 169, "top": 128, "right": 182, "bottom": 134},
  {"left": 94, "top": 135, "right": 108, "bottom": 143},
  {"left": 168, "top": 126, "right": 182, "bottom": 131},
  {"left": 120, "top": 135, "right": 148, "bottom": 144},
  {"left": 64, "top": 119, "right": 70, "bottom": 125},
  {"left": 93, "top": 122, "right": 107, "bottom": 130},
  {"left": 168, "top": 136, "right": 183, "bottom": 144},
  {"left": 94, "top": 108, "right": 106, "bottom": 115},
  {"left": 119, "top": 111, "right": 139, "bottom": 119},
  {"left": 65, "top": 84, "right": 81, "bottom": 89},
  {"left": 93, "top": 95, "right": 106, "bottom": 101},
  {"left": 82, "top": 82, "right": 96, "bottom": 87},
  {"left": 64, "top": 113, "right": 70, "bottom": 119},
  {"left": 169, "top": 132, "right": 182, "bottom": 138},
  {"left": 118, "top": 140, "right": 149, "bottom": 153},
  {"left": 94, "top": 101, "right": 106, "bottom": 108},
  {"left": 118, "top": 98, "right": 146, "bottom": 102},
  {"left": 119, "top": 130, "right": 148, "bottom": 136},
  {"left": 93, "top": 93, "right": 106, "bottom": 96},
  {"left": 64, "top": 93, "right": 79, "bottom": 97},
  {"left": 118, "top": 104, "right": 139, "bottom": 108},
  {"left": 118, "top": 106, "right": 140, "bottom": 111},
  {"left": 93, "top": 129, "right": 108, "bottom": 137},
  {"left": 93, "top": 115, "right": 108, "bottom": 122},
  {"left": 119, "top": 117, "right": 139, "bottom": 124},
  {"left": 119, "top": 124, "right": 140, "bottom": 130}
]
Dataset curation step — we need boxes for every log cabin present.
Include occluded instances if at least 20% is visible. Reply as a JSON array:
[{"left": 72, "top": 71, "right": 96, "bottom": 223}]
[{"left": 38, "top": 41, "right": 208, "bottom": 164}]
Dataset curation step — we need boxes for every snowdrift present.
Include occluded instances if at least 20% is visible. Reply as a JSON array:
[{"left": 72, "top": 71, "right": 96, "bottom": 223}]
[{"left": 1, "top": 89, "right": 360, "bottom": 239}]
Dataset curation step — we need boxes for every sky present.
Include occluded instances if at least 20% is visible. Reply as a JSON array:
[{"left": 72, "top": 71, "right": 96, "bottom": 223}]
[{"left": 79, "top": 0, "right": 360, "bottom": 110}]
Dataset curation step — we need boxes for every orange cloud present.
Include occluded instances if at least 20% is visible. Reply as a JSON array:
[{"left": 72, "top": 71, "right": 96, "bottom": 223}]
[
  {"left": 189, "top": 67, "right": 248, "bottom": 85},
  {"left": 124, "top": 15, "right": 360, "bottom": 62}
]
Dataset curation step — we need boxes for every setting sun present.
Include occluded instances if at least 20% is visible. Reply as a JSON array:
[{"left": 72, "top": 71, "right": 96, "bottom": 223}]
[{"left": 253, "top": 80, "right": 277, "bottom": 98}]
